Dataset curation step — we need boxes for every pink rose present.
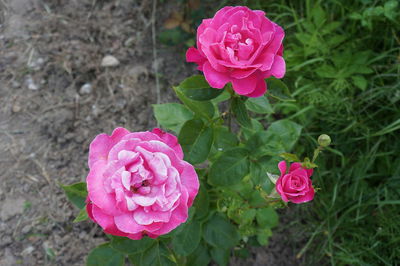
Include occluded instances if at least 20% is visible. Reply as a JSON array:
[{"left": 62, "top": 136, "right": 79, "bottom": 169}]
[
  {"left": 85, "top": 127, "right": 199, "bottom": 239},
  {"left": 276, "top": 161, "right": 314, "bottom": 204},
  {"left": 186, "top": 6, "right": 285, "bottom": 97}
]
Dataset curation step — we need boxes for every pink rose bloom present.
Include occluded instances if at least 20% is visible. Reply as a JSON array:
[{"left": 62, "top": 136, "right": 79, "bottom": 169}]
[
  {"left": 85, "top": 127, "right": 199, "bottom": 239},
  {"left": 186, "top": 6, "right": 285, "bottom": 97},
  {"left": 276, "top": 161, "right": 314, "bottom": 204}
]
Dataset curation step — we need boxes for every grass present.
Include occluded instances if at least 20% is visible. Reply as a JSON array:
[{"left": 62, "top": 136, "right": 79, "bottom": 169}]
[{"left": 255, "top": 0, "right": 400, "bottom": 265}]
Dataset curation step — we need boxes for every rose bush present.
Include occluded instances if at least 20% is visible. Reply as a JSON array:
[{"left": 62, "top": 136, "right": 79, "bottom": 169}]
[
  {"left": 61, "top": 5, "right": 332, "bottom": 265},
  {"left": 186, "top": 6, "right": 285, "bottom": 97},
  {"left": 85, "top": 127, "right": 199, "bottom": 240},
  {"left": 276, "top": 161, "right": 315, "bottom": 204}
]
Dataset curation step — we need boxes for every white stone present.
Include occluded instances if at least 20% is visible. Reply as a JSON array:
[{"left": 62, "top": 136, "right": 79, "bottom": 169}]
[
  {"left": 101, "top": 55, "right": 120, "bottom": 67},
  {"left": 79, "top": 83, "right": 92, "bottom": 94}
]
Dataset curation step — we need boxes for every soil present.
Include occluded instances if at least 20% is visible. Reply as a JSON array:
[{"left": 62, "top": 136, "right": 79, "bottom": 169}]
[{"left": 0, "top": 1, "right": 306, "bottom": 265}]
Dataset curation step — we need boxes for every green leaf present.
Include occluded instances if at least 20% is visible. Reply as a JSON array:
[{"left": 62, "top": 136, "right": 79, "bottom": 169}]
[
  {"left": 258, "top": 155, "right": 282, "bottom": 178},
  {"left": 315, "top": 65, "right": 337, "bottom": 78},
  {"left": 193, "top": 183, "right": 209, "bottom": 220},
  {"left": 351, "top": 75, "right": 368, "bottom": 90},
  {"left": 211, "top": 89, "right": 231, "bottom": 104},
  {"left": 266, "top": 78, "right": 294, "bottom": 102},
  {"left": 172, "top": 220, "right": 202, "bottom": 256},
  {"left": 239, "top": 209, "right": 257, "bottom": 225},
  {"left": 61, "top": 182, "right": 87, "bottom": 209},
  {"left": 234, "top": 247, "right": 250, "bottom": 259},
  {"left": 178, "top": 119, "right": 213, "bottom": 164},
  {"left": 245, "top": 96, "right": 274, "bottom": 114},
  {"left": 73, "top": 208, "right": 89, "bottom": 223},
  {"left": 110, "top": 236, "right": 155, "bottom": 255},
  {"left": 256, "top": 228, "right": 272, "bottom": 246},
  {"left": 302, "top": 157, "right": 318, "bottom": 169},
  {"left": 179, "top": 75, "right": 224, "bottom": 101},
  {"left": 246, "top": 131, "right": 285, "bottom": 157},
  {"left": 266, "top": 120, "right": 302, "bottom": 152},
  {"left": 256, "top": 207, "right": 279, "bottom": 228},
  {"left": 86, "top": 243, "right": 125, "bottom": 266},
  {"left": 134, "top": 242, "right": 175, "bottom": 266},
  {"left": 250, "top": 161, "right": 264, "bottom": 185},
  {"left": 180, "top": 75, "right": 210, "bottom": 89},
  {"left": 311, "top": 5, "right": 326, "bottom": 28},
  {"left": 210, "top": 247, "right": 230, "bottom": 266},
  {"left": 252, "top": 157, "right": 276, "bottom": 193},
  {"left": 232, "top": 97, "right": 252, "bottom": 129},
  {"left": 186, "top": 243, "right": 211, "bottom": 266},
  {"left": 174, "top": 87, "right": 215, "bottom": 120},
  {"left": 249, "top": 191, "right": 266, "bottom": 207},
  {"left": 242, "top": 118, "right": 264, "bottom": 140},
  {"left": 228, "top": 179, "right": 254, "bottom": 198},
  {"left": 354, "top": 66, "right": 373, "bottom": 74},
  {"left": 153, "top": 103, "right": 193, "bottom": 133},
  {"left": 211, "top": 126, "right": 238, "bottom": 155},
  {"left": 203, "top": 214, "right": 240, "bottom": 249},
  {"left": 208, "top": 148, "right": 250, "bottom": 186},
  {"left": 279, "top": 153, "right": 300, "bottom": 162}
]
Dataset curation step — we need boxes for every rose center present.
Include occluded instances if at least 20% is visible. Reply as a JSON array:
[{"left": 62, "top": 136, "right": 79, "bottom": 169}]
[
  {"left": 224, "top": 30, "right": 254, "bottom": 61},
  {"left": 130, "top": 179, "right": 150, "bottom": 193}
]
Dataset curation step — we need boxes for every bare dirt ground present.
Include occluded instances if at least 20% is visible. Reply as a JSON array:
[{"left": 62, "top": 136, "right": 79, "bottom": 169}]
[{"left": 0, "top": 1, "right": 306, "bottom": 265}]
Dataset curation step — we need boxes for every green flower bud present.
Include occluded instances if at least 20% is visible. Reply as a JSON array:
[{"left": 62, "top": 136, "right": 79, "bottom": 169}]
[{"left": 318, "top": 134, "right": 331, "bottom": 147}]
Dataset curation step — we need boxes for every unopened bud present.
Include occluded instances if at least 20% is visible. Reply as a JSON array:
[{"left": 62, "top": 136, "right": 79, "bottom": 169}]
[{"left": 318, "top": 134, "right": 331, "bottom": 147}]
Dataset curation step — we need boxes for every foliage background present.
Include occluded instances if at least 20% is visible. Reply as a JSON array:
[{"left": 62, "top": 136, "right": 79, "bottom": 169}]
[{"left": 159, "top": 0, "right": 400, "bottom": 264}]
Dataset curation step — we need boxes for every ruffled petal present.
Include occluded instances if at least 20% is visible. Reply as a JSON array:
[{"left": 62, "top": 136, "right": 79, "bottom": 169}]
[
  {"left": 231, "top": 73, "right": 259, "bottom": 95},
  {"left": 245, "top": 77, "right": 267, "bottom": 97},
  {"left": 152, "top": 128, "right": 184, "bottom": 160},
  {"left": 180, "top": 162, "right": 199, "bottom": 207},
  {"left": 270, "top": 55, "right": 285, "bottom": 79},
  {"left": 203, "top": 61, "right": 230, "bottom": 89},
  {"left": 186, "top": 47, "right": 205, "bottom": 64},
  {"left": 87, "top": 160, "right": 121, "bottom": 216},
  {"left": 88, "top": 127, "right": 130, "bottom": 168},
  {"left": 278, "top": 161, "right": 287, "bottom": 176},
  {"left": 290, "top": 187, "right": 315, "bottom": 204},
  {"left": 92, "top": 205, "right": 128, "bottom": 237}
]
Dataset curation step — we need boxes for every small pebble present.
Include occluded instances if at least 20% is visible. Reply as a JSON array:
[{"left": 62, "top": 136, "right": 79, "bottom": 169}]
[
  {"left": 101, "top": 55, "right": 119, "bottom": 67},
  {"left": 25, "top": 76, "right": 39, "bottom": 90},
  {"left": 79, "top": 83, "right": 92, "bottom": 94},
  {"left": 12, "top": 103, "right": 21, "bottom": 113}
]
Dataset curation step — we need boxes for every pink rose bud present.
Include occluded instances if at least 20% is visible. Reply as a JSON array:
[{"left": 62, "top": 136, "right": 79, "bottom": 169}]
[
  {"left": 275, "top": 161, "right": 315, "bottom": 204},
  {"left": 85, "top": 127, "right": 199, "bottom": 239},
  {"left": 186, "top": 6, "right": 285, "bottom": 97}
]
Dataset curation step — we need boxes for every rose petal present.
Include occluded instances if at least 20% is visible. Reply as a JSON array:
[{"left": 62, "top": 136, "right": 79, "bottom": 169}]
[
  {"left": 180, "top": 162, "right": 199, "bottom": 207},
  {"left": 87, "top": 160, "right": 121, "bottom": 215},
  {"left": 231, "top": 73, "right": 259, "bottom": 95},
  {"left": 290, "top": 187, "right": 315, "bottom": 204},
  {"left": 186, "top": 47, "right": 205, "bottom": 64},
  {"left": 151, "top": 190, "right": 189, "bottom": 236},
  {"left": 92, "top": 205, "right": 128, "bottom": 237},
  {"left": 114, "top": 213, "right": 162, "bottom": 234},
  {"left": 88, "top": 127, "right": 130, "bottom": 168},
  {"left": 278, "top": 161, "right": 287, "bottom": 176},
  {"left": 270, "top": 55, "right": 285, "bottom": 79},
  {"left": 133, "top": 208, "right": 171, "bottom": 225},
  {"left": 203, "top": 61, "right": 230, "bottom": 89},
  {"left": 151, "top": 128, "right": 184, "bottom": 159},
  {"left": 245, "top": 77, "right": 267, "bottom": 97}
]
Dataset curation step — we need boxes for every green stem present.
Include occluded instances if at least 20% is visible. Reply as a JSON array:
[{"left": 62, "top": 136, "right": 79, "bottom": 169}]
[{"left": 312, "top": 146, "right": 323, "bottom": 163}]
